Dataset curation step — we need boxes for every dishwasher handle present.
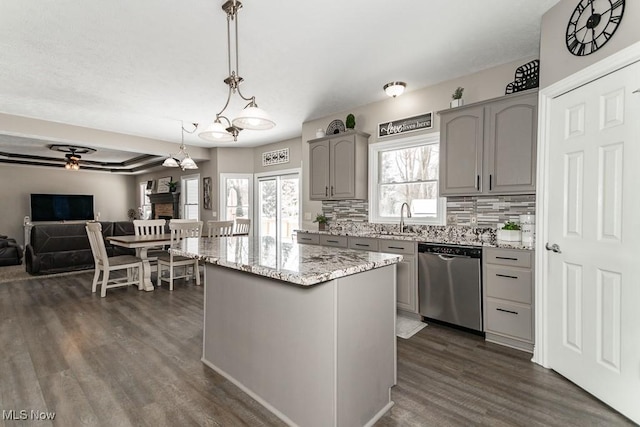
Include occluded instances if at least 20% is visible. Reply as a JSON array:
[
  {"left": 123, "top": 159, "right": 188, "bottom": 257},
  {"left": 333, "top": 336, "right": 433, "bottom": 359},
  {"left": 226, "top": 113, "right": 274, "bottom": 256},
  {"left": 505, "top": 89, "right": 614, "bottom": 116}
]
[{"left": 425, "top": 252, "right": 472, "bottom": 260}]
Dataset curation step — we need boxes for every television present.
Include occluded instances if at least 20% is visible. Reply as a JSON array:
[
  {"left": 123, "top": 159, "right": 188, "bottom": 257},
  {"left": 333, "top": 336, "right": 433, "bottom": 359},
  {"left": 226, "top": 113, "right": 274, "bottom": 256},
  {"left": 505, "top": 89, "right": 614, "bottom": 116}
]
[{"left": 30, "top": 194, "right": 95, "bottom": 222}]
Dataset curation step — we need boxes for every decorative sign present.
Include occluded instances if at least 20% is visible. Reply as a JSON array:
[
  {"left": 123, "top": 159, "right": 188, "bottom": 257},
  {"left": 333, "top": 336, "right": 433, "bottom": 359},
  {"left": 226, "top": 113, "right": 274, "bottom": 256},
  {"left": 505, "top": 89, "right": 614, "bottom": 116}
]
[
  {"left": 262, "top": 148, "right": 289, "bottom": 166},
  {"left": 203, "top": 177, "right": 212, "bottom": 210},
  {"left": 378, "top": 112, "right": 433, "bottom": 138},
  {"left": 157, "top": 177, "right": 172, "bottom": 193}
]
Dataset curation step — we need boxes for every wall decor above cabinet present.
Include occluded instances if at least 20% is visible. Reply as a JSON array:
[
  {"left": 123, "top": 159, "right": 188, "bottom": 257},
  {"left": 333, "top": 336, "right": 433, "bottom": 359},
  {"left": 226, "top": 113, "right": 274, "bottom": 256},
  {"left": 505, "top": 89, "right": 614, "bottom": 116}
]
[
  {"left": 308, "top": 130, "right": 370, "bottom": 201},
  {"left": 438, "top": 90, "right": 538, "bottom": 196},
  {"left": 326, "top": 119, "right": 346, "bottom": 135},
  {"left": 378, "top": 112, "right": 433, "bottom": 138}
]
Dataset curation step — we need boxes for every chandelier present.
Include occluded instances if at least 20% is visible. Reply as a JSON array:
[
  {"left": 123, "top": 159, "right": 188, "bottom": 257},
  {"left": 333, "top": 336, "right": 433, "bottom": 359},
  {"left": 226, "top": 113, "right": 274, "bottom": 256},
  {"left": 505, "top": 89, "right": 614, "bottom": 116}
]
[
  {"left": 65, "top": 149, "right": 81, "bottom": 170},
  {"left": 163, "top": 122, "right": 199, "bottom": 170},
  {"left": 198, "top": 0, "right": 275, "bottom": 143}
]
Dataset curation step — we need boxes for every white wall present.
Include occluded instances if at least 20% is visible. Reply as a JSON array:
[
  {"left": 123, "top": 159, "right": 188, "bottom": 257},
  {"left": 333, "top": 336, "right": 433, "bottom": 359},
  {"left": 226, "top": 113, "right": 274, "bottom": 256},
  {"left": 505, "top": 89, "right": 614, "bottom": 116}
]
[
  {"left": 0, "top": 164, "right": 136, "bottom": 246},
  {"left": 252, "top": 137, "right": 303, "bottom": 173},
  {"left": 540, "top": 1, "right": 640, "bottom": 88},
  {"left": 299, "top": 55, "right": 538, "bottom": 229}
]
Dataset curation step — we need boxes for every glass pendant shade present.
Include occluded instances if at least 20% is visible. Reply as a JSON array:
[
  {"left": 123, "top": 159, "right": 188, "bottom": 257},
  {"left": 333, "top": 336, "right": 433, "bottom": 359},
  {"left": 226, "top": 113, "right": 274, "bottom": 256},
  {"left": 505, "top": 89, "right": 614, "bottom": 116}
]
[
  {"left": 163, "top": 157, "right": 179, "bottom": 167},
  {"left": 180, "top": 157, "right": 198, "bottom": 169},
  {"left": 198, "top": 121, "right": 234, "bottom": 142},
  {"left": 232, "top": 106, "right": 276, "bottom": 130}
]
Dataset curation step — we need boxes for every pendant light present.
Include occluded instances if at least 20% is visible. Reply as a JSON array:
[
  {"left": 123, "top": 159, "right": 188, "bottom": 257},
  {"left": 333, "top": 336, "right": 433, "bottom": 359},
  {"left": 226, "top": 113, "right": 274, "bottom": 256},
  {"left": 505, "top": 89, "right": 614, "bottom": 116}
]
[
  {"left": 199, "top": 0, "right": 275, "bottom": 143},
  {"left": 163, "top": 122, "right": 198, "bottom": 170}
]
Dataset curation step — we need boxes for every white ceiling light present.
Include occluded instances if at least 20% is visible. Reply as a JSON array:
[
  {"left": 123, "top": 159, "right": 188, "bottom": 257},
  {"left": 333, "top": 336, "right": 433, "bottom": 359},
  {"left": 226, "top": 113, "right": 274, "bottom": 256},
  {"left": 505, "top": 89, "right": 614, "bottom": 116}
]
[
  {"left": 199, "top": 0, "right": 275, "bottom": 143},
  {"left": 164, "top": 122, "right": 199, "bottom": 170},
  {"left": 383, "top": 81, "right": 407, "bottom": 98}
]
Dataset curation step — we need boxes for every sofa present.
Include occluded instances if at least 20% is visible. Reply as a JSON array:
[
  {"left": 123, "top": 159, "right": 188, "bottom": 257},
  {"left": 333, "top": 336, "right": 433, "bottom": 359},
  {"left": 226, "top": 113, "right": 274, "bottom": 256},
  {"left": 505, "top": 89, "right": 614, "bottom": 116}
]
[
  {"left": 25, "top": 221, "right": 136, "bottom": 275},
  {"left": 0, "top": 235, "right": 23, "bottom": 266}
]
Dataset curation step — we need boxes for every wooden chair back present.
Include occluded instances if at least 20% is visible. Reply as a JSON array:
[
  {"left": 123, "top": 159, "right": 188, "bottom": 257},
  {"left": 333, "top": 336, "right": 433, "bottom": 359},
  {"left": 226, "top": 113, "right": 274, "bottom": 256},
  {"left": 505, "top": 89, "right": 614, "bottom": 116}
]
[
  {"left": 169, "top": 220, "right": 203, "bottom": 247},
  {"left": 207, "top": 220, "right": 234, "bottom": 238},
  {"left": 133, "top": 219, "right": 166, "bottom": 236},
  {"left": 86, "top": 222, "right": 109, "bottom": 267},
  {"left": 234, "top": 218, "right": 251, "bottom": 235}
]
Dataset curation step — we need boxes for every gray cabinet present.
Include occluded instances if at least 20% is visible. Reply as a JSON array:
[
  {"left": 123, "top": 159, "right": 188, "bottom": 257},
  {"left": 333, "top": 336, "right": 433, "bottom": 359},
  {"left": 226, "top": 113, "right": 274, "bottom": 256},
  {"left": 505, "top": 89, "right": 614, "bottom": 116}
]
[
  {"left": 308, "top": 131, "right": 370, "bottom": 200},
  {"left": 483, "top": 247, "right": 534, "bottom": 352},
  {"left": 439, "top": 90, "right": 538, "bottom": 196}
]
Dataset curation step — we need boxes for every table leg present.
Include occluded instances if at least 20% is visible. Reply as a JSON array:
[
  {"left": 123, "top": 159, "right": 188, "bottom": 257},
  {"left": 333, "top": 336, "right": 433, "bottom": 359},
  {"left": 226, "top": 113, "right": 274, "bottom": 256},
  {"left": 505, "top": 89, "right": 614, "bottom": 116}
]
[{"left": 138, "top": 247, "right": 154, "bottom": 291}]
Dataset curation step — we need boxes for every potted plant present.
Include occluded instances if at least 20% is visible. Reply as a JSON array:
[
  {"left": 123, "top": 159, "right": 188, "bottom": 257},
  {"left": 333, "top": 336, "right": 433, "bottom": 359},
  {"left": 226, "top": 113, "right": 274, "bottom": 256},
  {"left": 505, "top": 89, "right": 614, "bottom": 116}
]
[
  {"left": 497, "top": 221, "right": 521, "bottom": 242},
  {"left": 313, "top": 213, "right": 328, "bottom": 231},
  {"left": 450, "top": 87, "right": 464, "bottom": 108},
  {"left": 168, "top": 180, "right": 178, "bottom": 193},
  {"left": 345, "top": 113, "right": 356, "bottom": 130}
]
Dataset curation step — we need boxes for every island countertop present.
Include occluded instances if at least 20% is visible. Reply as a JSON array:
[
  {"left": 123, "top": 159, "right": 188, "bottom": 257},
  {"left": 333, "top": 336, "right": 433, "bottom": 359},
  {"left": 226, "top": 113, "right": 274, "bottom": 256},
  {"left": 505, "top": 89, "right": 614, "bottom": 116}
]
[{"left": 171, "top": 236, "right": 402, "bottom": 286}]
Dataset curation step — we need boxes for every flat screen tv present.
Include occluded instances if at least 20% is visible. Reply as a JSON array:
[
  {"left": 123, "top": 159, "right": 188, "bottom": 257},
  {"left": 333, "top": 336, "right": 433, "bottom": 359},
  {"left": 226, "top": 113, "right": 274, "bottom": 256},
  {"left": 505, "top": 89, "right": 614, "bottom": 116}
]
[{"left": 30, "top": 194, "right": 95, "bottom": 222}]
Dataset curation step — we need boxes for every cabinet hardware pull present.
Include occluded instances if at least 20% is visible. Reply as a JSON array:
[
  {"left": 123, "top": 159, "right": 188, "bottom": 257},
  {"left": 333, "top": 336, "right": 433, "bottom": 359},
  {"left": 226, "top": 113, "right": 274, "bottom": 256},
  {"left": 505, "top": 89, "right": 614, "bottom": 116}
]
[
  {"left": 388, "top": 246, "right": 404, "bottom": 250},
  {"left": 355, "top": 244, "right": 369, "bottom": 247},
  {"left": 496, "top": 256, "right": 518, "bottom": 261},
  {"left": 476, "top": 175, "right": 480, "bottom": 190},
  {"left": 325, "top": 186, "right": 328, "bottom": 197},
  {"left": 331, "top": 186, "right": 334, "bottom": 196},
  {"left": 489, "top": 174, "right": 492, "bottom": 190},
  {"left": 496, "top": 308, "right": 518, "bottom": 315},
  {"left": 496, "top": 274, "right": 518, "bottom": 279},
  {"left": 327, "top": 240, "right": 338, "bottom": 243}
]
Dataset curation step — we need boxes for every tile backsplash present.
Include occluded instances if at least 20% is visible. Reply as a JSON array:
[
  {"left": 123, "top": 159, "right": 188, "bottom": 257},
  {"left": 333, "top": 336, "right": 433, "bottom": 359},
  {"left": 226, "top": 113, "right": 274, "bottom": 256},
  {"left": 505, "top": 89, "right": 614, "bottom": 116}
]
[{"left": 321, "top": 194, "right": 535, "bottom": 228}]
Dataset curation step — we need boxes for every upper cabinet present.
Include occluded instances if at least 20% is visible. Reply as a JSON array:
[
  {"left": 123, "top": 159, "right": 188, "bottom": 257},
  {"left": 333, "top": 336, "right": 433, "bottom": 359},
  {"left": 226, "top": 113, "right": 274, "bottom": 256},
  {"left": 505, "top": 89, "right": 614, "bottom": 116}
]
[
  {"left": 308, "top": 130, "right": 370, "bottom": 200},
  {"left": 439, "top": 90, "right": 538, "bottom": 196}
]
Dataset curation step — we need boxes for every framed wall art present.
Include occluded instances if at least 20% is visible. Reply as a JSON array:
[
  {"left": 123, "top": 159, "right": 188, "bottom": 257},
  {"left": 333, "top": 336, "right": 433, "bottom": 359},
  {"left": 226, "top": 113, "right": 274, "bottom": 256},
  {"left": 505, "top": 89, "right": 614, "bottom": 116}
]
[
  {"left": 157, "top": 176, "right": 172, "bottom": 193},
  {"left": 203, "top": 177, "right": 212, "bottom": 210}
]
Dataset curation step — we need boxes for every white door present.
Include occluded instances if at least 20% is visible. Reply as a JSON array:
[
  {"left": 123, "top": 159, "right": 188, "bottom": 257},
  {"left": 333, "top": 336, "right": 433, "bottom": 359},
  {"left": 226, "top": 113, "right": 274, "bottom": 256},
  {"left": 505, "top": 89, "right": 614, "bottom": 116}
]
[
  {"left": 546, "top": 61, "right": 640, "bottom": 423},
  {"left": 257, "top": 173, "right": 300, "bottom": 243}
]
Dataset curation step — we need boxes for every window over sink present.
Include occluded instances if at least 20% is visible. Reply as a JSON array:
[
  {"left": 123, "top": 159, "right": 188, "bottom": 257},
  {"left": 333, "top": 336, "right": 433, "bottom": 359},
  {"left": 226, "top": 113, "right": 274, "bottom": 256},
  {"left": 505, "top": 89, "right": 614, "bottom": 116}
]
[{"left": 369, "top": 133, "right": 446, "bottom": 226}]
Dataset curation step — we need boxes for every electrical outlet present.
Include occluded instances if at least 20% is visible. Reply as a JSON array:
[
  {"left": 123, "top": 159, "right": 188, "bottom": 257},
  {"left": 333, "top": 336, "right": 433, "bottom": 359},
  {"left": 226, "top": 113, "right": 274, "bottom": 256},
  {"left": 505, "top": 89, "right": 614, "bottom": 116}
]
[
  {"left": 447, "top": 214, "right": 457, "bottom": 225},
  {"left": 304, "top": 212, "right": 312, "bottom": 221},
  {"left": 470, "top": 215, "right": 478, "bottom": 225},
  {"left": 211, "top": 211, "right": 217, "bottom": 218}
]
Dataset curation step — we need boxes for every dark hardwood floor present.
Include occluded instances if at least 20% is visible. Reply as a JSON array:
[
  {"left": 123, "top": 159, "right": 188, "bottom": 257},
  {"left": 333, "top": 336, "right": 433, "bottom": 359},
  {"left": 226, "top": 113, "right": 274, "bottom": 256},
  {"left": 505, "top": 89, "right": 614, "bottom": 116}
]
[{"left": 0, "top": 272, "right": 633, "bottom": 426}]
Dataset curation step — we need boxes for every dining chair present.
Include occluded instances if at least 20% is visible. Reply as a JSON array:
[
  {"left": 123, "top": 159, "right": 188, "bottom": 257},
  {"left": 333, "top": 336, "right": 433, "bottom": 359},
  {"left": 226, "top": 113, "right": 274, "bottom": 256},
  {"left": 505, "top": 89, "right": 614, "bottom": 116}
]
[
  {"left": 86, "top": 222, "right": 143, "bottom": 298},
  {"left": 157, "top": 220, "right": 203, "bottom": 291},
  {"left": 133, "top": 219, "right": 167, "bottom": 261},
  {"left": 234, "top": 218, "right": 251, "bottom": 235},
  {"left": 207, "top": 220, "right": 234, "bottom": 238}
]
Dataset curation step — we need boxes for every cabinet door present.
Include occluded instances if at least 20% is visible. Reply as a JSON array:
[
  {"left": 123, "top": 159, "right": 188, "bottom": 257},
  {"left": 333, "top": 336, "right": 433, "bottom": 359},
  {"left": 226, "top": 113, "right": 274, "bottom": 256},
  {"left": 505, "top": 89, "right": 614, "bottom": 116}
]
[
  {"left": 309, "top": 141, "right": 330, "bottom": 200},
  {"left": 439, "top": 106, "right": 484, "bottom": 196},
  {"left": 486, "top": 93, "right": 537, "bottom": 194},
  {"left": 330, "top": 136, "right": 356, "bottom": 199},
  {"left": 396, "top": 254, "right": 417, "bottom": 313}
]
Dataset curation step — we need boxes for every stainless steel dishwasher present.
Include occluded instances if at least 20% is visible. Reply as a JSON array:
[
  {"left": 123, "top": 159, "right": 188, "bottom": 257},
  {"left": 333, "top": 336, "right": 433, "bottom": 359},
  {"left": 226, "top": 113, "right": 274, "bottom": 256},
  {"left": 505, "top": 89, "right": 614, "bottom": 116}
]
[{"left": 418, "top": 243, "right": 483, "bottom": 332}]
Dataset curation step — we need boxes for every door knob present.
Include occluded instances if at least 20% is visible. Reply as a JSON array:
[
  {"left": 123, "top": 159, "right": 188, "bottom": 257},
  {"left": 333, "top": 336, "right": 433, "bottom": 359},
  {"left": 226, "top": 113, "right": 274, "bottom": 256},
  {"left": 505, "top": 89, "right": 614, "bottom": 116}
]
[{"left": 545, "top": 243, "right": 562, "bottom": 253}]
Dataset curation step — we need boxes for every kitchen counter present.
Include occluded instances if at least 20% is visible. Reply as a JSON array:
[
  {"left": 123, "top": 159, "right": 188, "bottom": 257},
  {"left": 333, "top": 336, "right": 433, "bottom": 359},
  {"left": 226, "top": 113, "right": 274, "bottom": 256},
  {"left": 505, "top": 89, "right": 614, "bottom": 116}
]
[
  {"left": 175, "top": 235, "right": 399, "bottom": 426},
  {"left": 295, "top": 228, "right": 535, "bottom": 251},
  {"left": 171, "top": 235, "right": 402, "bottom": 286}
]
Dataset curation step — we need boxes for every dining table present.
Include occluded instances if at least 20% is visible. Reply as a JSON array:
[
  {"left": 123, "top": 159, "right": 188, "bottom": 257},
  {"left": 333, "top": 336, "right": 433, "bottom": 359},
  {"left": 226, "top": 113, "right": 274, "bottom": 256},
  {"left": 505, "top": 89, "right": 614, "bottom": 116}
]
[{"left": 107, "top": 234, "right": 171, "bottom": 291}]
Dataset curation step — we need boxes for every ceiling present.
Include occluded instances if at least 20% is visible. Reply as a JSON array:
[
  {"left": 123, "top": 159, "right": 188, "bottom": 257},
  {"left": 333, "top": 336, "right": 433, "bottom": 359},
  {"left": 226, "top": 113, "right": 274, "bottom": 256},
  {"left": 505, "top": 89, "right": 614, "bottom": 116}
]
[{"left": 0, "top": 0, "right": 559, "bottom": 161}]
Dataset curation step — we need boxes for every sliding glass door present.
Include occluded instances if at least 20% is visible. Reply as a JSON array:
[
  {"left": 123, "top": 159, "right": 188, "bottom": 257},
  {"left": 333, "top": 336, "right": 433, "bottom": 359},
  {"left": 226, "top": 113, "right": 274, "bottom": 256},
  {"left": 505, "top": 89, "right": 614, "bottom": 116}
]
[{"left": 256, "top": 171, "right": 299, "bottom": 243}]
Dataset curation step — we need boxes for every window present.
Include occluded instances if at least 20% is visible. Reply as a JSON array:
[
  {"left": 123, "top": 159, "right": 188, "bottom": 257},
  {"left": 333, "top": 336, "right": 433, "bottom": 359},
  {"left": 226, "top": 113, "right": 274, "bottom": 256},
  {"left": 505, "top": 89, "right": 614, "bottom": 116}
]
[
  {"left": 182, "top": 175, "right": 200, "bottom": 220},
  {"left": 139, "top": 182, "right": 151, "bottom": 220},
  {"left": 219, "top": 173, "right": 252, "bottom": 221},
  {"left": 369, "top": 133, "right": 445, "bottom": 225}
]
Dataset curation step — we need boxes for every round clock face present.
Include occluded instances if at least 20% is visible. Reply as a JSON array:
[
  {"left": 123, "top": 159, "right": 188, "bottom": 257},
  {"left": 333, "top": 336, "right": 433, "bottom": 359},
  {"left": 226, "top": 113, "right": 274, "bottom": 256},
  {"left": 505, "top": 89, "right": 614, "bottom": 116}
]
[{"left": 566, "top": 0, "right": 625, "bottom": 56}]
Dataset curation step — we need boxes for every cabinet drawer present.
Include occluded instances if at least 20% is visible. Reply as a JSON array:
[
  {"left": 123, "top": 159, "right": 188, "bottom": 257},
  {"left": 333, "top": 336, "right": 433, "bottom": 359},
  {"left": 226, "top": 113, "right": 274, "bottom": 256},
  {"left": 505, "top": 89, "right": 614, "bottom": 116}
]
[
  {"left": 319, "top": 234, "right": 348, "bottom": 248},
  {"left": 379, "top": 239, "right": 416, "bottom": 255},
  {"left": 485, "top": 265, "right": 532, "bottom": 304},
  {"left": 296, "top": 233, "right": 319, "bottom": 245},
  {"left": 348, "top": 237, "right": 379, "bottom": 252},
  {"left": 484, "top": 247, "right": 532, "bottom": 268},
  {"left": 486, "top": 299, "right": 532, "bottom": 341}
]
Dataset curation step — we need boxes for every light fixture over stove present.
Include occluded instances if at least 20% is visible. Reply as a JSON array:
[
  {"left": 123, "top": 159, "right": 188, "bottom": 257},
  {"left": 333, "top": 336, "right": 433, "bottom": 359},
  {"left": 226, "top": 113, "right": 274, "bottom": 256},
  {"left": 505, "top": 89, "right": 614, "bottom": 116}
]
[
  {"left": 198, "top": 0, "right": 275, "bottom": 143},
  {"left": 383, "top": 81, "right": 407, "bottom": 98},
  {"left": 163, "top": 122, "right": 199, "bottom": 170}
]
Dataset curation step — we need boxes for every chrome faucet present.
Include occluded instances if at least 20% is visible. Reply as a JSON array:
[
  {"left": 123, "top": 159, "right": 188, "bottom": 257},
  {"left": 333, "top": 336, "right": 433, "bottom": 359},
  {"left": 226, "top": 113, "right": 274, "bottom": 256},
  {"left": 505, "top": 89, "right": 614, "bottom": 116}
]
[{"left": 399, "top": 202, "right": 412, "bottom": 234}]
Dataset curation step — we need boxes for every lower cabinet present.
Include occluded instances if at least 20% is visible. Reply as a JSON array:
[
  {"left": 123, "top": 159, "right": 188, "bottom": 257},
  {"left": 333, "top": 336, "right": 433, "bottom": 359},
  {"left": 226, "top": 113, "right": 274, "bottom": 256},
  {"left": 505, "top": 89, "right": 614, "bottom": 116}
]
[
  {"left": 483, "top": 247, "right": 534, "bottom": 352},
  {"left": 296, "top": 233, "right": 419, "bottom": 314}
]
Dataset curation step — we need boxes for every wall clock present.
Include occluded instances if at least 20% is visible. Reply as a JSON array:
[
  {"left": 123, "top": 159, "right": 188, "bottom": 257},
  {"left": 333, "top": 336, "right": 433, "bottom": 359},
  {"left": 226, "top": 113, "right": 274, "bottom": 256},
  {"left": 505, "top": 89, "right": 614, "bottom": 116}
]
[{"left": 566, "top": 0, "right": 624, "bottom": 56}]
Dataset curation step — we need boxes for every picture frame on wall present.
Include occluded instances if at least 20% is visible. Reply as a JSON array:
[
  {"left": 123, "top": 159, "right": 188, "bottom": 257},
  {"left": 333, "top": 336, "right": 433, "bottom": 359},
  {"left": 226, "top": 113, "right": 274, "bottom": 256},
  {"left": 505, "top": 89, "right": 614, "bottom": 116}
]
[
  {"left": 157, "top": 177, "right": 172, "bottom": 193},
  {"left": 203, "top": 177, "right": 212, "bottom": 210}
]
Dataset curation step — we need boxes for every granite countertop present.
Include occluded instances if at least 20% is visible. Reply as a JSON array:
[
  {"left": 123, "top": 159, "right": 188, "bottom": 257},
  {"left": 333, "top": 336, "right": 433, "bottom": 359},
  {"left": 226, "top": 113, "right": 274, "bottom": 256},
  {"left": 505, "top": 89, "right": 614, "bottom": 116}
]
[
  {"left": 295, "top": 229, "right": 535, "bottom": 251},
  {"left": 170, "top": 236, "right": 402, "bottom": 287}
]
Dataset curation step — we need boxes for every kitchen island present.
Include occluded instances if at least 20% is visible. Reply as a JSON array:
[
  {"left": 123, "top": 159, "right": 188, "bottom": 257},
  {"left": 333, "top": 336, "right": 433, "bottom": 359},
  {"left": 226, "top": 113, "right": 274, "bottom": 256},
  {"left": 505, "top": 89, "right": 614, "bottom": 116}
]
[{"left": 172, "top": 236, "right": 402, "bottom": 427}]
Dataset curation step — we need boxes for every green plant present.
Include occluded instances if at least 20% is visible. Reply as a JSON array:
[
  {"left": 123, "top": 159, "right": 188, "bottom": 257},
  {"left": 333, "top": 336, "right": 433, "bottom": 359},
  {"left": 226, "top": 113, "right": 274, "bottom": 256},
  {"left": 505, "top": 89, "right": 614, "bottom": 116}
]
[
  {"left": 345, "top": 113, "right": 356, "bottom": 129},
  {"left": 452, "top": 87, "right": 464, "bottom": 100},
  {"left": 168, "top": 180, "right": 178, "bottom": 192},
  {"left": 313, "top": 214, "right": 328, "bottom": 224},
  {"left": 502, "top": 221, "right": 521, "bottom": 231}
]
